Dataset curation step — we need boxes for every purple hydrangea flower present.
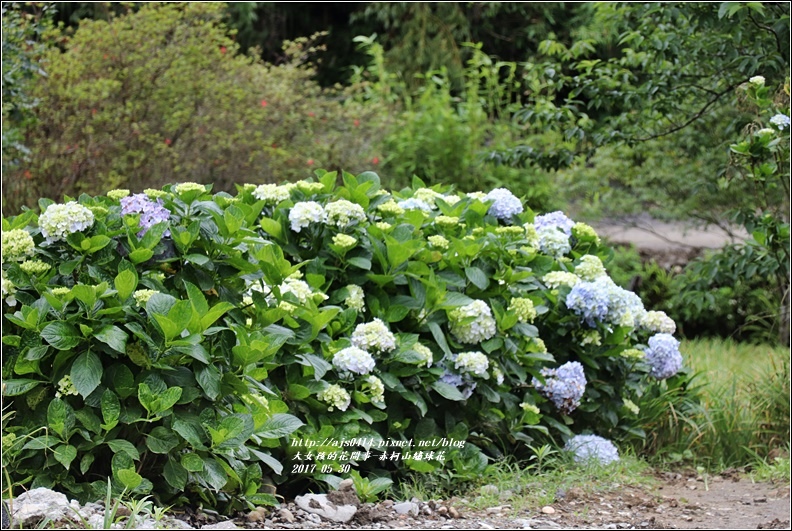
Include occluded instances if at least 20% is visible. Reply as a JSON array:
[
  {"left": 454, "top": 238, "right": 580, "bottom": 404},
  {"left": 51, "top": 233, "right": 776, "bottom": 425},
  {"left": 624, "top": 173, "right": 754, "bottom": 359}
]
[
  {"left": 120, "top": 193, "right": 171, "bottom": 237},
  {"left": 534, "top": 211, "right": 575, "bottom": 236},
  {"left": 566, "top": 278, "right": 611, "bottom": 327},
  {"left": 644, "top": 333, "right": 683, "bottom": 379},
  {"left": 532, "top": 361, "right": 587, "bottom": 414},
  {"left": 565, "top": 434, "right": 619, "bottom": 465},
  {"left": 485, "top": 188, "right": 524, "bottom": 220}
]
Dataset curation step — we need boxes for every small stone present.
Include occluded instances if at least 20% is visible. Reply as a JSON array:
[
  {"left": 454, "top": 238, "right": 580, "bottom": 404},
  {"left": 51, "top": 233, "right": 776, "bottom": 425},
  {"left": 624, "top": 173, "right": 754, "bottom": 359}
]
[
  {"left": 541, "top": 506, "right": 556, "bottom": 515},
  {"left": 448, "top": 506, "right": 461, "bottom": 519},
  {"left": 201, "top": 521, "right": 239, "bottom": 530},
  {"left": 393, "top": 501, "right": 419, "bottom": 516},
  {"left": 279, "top": 509, "right": 296, "bottom": 523},
  {"left": 437, "top": 506, "right": 448, "bottom": 516},
  {"left": 246, "top": 510, "right": 265, "bottom": 523},
  {"left": 338, "top": 479, "right": 355, "bottom": 492},
  {"left": 295, "top": 493, "right": 357, "bottom": 523},
  {"left": 480, "top": 484, "right": 499, "bottom": 496},
  {"left": 486, "top": 507, "right": 502, "bottom": 515},
  {"left": 754, "top": 497, "right": 767, "bottom": 503}
]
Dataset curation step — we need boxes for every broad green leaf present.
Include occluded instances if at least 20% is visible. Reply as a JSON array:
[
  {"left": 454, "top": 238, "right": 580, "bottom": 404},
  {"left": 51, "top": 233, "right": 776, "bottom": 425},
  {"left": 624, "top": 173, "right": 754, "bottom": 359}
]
[
  {"left": 163, "top": 459, "right": 188, "bottom": 490},
  {"left": 53, "top": 444, "right": 77, "bottom": 470},
  {"left": 117, "top": 468, "right": 143, "bottom": 490},
  {"left": 259, "top": 217, "right": 283, "bottom": 240},
  {"left": 295, "top": 353, "right": 331, "bottom": 380},
  {"left": 146, "top": 426, "right": 179, "bottom": 454},
  {"left": 427, "top": 322, "right": 452, "bottom": 356},
  {"left": 196, "top": 365, "right": 221, "bottom": 400},
  {"left": 346, "top": 256, "right": 372, "bottom": 270},
  {"left": 138, "top": 383, "right": 157, "bottom": 416},
  {"left": 74, "top": 409, "right": 101, "bottom": 434},
  {"left": 47, "top": 398, "right": 75, "bottom": 438},
  {"left": 257, "top": 413, "right": 304, "bottom": 439},
  {"left": 431, "top": 381, "right": 466, "bottom": 401},
  {"left": 107, "top": 439, "right": 140, "bottom": 460},
  {"left": 71, "top": 285, "right": 97, "bottom": 307},
  {"left": 80, "top": 453, "right": 95, "bottom": 475},
  {"left": 181, "top": 453, "right": 205, "bottom": 472},
  {"left": 128, "top": 248, "right": 154, "bottom": 264},
  {"left": 173, "top": 414, "right": 208, "bottom": 449},
  {"left": 202, "top": 457, "right": 229, "bottom": 491},
  {"left": 71, "top": 351, "right": 103, "bottom": 398},
  {"left": 200, "top": 302, "right": 235, "bottom": 330},
  {"left": 114, "top": 269, "right": 137, "bottom": 301},
  {"left": 41, "top": 322, "right": 82, "bottom": 350},
  {"left": 2, "top": 379, "right": 42, "bottom": 395},
  {"left": 465, "top": 266, "right": 490, "bottom": 290},
  {"left": 94, "top": 325, "right": 128, "bottom": 353}
]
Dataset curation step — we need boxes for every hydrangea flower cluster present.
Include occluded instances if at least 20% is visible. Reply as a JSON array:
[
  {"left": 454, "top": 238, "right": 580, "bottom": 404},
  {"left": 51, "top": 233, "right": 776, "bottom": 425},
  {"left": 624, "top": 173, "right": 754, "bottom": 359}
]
[
  {"left": 55, "top": 375, "right": 80, "bottom": 399},
  {"left": 133, "top": 289, "right": 159, "bottom": 307},
  {"left": 333, "top": 346, "right": 376, "bottom": 375},
  {"left": 174, "top": 182, "right": 206, "bottom": 195},
  {"left": 20, "top": 260, "right": 50, "bottom": 275},
  {"left": 453, "top": 351, "right": 489, "bottom": 377},
  {"left": 532, "top": 361, "right": 587, "bottom": 414},
  {"left": 296, "top": 181, "right": 326, "bottom": 194},
  {"left": 448, "top": 300, "right": 497, "bottom": 344},
  {"left": 770, "top": 113, "right": 790, "bottom": 130},
  {"left": 253, "top": 183, "right": 292, "bottom": 204},
  {"left": 344, "top": 284, "right": 365, "bottom": 311},
  {"left": 398, "top": 198, "right": 433, "bottom": 212},
  {"left": 351, "top": 318, "right": 397, "bottom": 353},
  {"left": 120, "top": 194, "right": 171, "bottom": 237},
  {"left": 364, "top": 375, "right": 385, "bottom": 405},
  {"left": 2, "top": 229, "right": 35, "bottom": 260},
  {"left": 318, "top": 384, "right": 351, "bottom": 412},
  {"left": 508, "top": 297, "right": 537, "bottom": 323},
  {"left": 749, "top": 75, "right": 765, "bottom": 86},
  {"left": 325, "top": 200, "right": 367, "bottom": 227},
  {"left": 438, "top": 367, "right": 477, "bottom": 399},
  {"left": 278, "top": 277, "right": 327, "bottom": 312},
  {"left": 413, "top": 188, "right": 443, "bottom": 206},
  {"left": 434, "top": 215, "right": 460, "bottom": 228},
  {"left": 644, "top": 333, "right": 683, "bottom": 379},
  {"left": 534, "top": 211, "right": 575, "bottom": 236},
  {"left": 574, "top": 255, "right": 607, "bottom": 281},
  {"left": 428, "top": 235, "right": 449, "bottom": 250},
  {"left": 107, "top": 189, "right": 130, "bottom": 200},
  {"left": 641, "top": 311, "right": 676, "bottom": 334},
  {"left": 412, "top": 343, "right": 434, "bottom": 367},
  {"left": 524, "top": 223, "right": 540, "bottom": 247},
  {"left": 566, "top": 277, "right": 646, "bottom": 328},
  {"left": 39, "top": 202, "right": 95, "bottom": 244},
  {"left": 289, "top": 201, "right": 325, "bottom": 232},
  {"left": 538, "top": 227, "right": 572, "bottom": 258},
  {"left": 564, "top": 434, "right": 619, "bottom": 465},
  {"left": 542, "top": 271, "right": 580, "bottom": 289},
  {"left": 51, "top": 287, "right": 71, "bottom": 297},
  {"left": 377, "top": 200, "right": 405, "bottom": 216},
  {"left": 520, "top": 402, "right": 540, "bottom": 415},
  {"left": 332, "top": 233, "right": 357, "bottom": 250},
  {"left": 485, "top": 188, "right": 523, "bottom": 220},
  {"left": 492, "top": 365, "right": 505, "bottom": 385},
  {"left": 2, "top": 270, "right": 17, "bottom": 306},
  {"left": 572, "top": 222, "right": 601, "bottom": 245}
]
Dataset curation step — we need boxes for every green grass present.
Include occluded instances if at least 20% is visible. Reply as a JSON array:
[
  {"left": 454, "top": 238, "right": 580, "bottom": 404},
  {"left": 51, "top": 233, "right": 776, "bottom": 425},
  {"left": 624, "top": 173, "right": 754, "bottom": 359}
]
[{"left": 670, "top": 338, "right": 790, "bottom": 473}]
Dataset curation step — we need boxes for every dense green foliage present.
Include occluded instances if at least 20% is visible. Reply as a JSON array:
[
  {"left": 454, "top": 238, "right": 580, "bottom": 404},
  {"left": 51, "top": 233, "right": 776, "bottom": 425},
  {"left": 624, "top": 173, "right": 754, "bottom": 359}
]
[{"left": 2, "top": 173, "right": 687, "bottom": 510}]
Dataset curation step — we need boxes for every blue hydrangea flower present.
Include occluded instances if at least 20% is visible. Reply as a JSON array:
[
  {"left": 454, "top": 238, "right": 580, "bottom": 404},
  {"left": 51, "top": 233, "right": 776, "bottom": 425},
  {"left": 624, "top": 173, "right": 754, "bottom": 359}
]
[
  {"left": 538, "top": 227, "right": 571, "bottom": 258},
  {"left": 769, "top": 113, "right": 790, "bottom": 130},
  {"left": 565, "top": 434, "right": 619, "bottom": 465},
  {"left": 485, "top": 188, "right": 523, "bottom": 220},
  {"left": 439, "top": 364, "right": 477, "bottom": 399},
  {"left": 644, "top": 333, "right": 683, "bottom": 379},
  {"left": 534, "top": 211, "right": 575, "bottom": 236},
  {"left": 532, "top": 361, "right": 587, "bottom": 414},
  {"left": 566, "top": 278, "right": 611, "bottom": 327},
  {"left": 398, "top": 198, "right": 433, "bottom": 212},
  {"left": 120, "top": 194, "right": 171, "bottom": 237}
]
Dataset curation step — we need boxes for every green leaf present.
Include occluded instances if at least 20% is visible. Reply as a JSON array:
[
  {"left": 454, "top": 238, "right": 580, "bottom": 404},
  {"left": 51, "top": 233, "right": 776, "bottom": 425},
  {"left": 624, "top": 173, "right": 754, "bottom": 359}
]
[
  {"left": 114, "top": 269, "right": 138, "bottom": 301},
  {"left": 196, "top": 365, "right": 221, "bottom": 400},
  {"left": 163, "top": 459, "right": 188, "bottom": 490},
  {"left": 257, "top": 413, "right": 304, "bottom": 439},
  {"left": 41, "top": 322, "right": 82, "bottom": 350},
  {"left": 346, "top": 256, "right": 372, "bottom": 270},
  {"left": 138, "top": 383, "right": 157, "bottom": 416},
  {"left": 200, "top": 302, "right": 235, "bottom": 330},
  {"left": 71, "top": 351, "right": 103, "bottom": 398},
  {"left": 431, "top": 381, "right": 466, "bottom": 401},
  {"left": 259, "top": 217, "right": 283, "bottom": 240},
  {"left": 249, "top": 448, "right": 284, "bottom": 475},
  {"left": 107, "top": 439, "right": 140, "bottom": 460},
  {"left": 181, "top": 453, "right": 205, "bottom": 472},
  {"left": 173, "top": 414, "right": 208, "bottom": 450},
  {"left": 465, "top": 266, "right": 490, "bottom": 290},
  {"left": 53, "top": 444, "right": 77, "bottom": 470},
  {"left": 71, "top": 285, "right": 97, "bottom": 307},
  {"left": 94, "top": 325, "right": 128, "bottom": 353},
  {"left": 128, "top": 248, "right": 154, "bottom": 264},
  {"left": 295, "top": 353, "right": 331, "bottom": 380},
  {"left": 1, "top": 379, "right": 42, "bottom": 395},
  {"left": 117, "top": 468, "right": 143, "bottom": 490},
  {"left": 47, "top": 398, "right": 75, "bottom": 438},
  {"left": 146, "top": 426, "right": 180, "bottom": 454},
  {"left": 202, "top": 457, "right": 229, "bottom": 491},
  {"left": 86, "top": 235, "right": 111, "bottom": 254},
  {"left": 427, "top": 322, "right": 452, "bottom": 357},
  {"left": 441, "top": 291, "right": 474, "bottom": 307}
]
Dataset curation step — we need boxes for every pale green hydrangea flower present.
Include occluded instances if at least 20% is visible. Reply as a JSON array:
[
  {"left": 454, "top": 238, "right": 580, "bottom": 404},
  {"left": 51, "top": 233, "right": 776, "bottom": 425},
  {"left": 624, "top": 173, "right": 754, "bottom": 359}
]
[
  {"left": 572, "top": 222, "right": 601, "bottom": 245},
  {"left": 542, "top": 271, "right": 580, "bottom": 289},
  {"left": 641, "top": 311, "right": 676, "bottom": 334},
  {"left": 107, "top": 189, "right": 130, "bottom": 200},
  {"left": 374, "top": 221, "right": 392, "bottom": 231},
  {"left": 428, "top": 235, "right": 449, "bottom": 250},
  {"left": 174, "top": 182, "right": 206, "bottom": 195},
  {"left": 351, "top": 318, "right": 397, "bottom": 353},
  {"left": 318, "top": 384, "right": 351, "bottom": 412},
  {"left": 1, "top": 271, "right": 17, "bottom": 306},
  {"left": 413, "top": 343, "right": 434, "bottom": 368},
  {"left": 344, "top": 284, "right": 365, "bottom": 311},
  {"left": 454, "top": 351, "right": 489, "bottom": 377},
  {"left": 749, "top": 75, "right": 765, "bottom": 86},
  {"left": 365, "top": 375, "right": 385, "bottom": 406},
  {"left": 56, "top": 375, "right": 79, "bottom": 398},
  {"left": 296, "top": 181, "right": 326, "bottom": 194},
  {"left": 531, "top": 338, "right": 548, "bottom": 353},
  {"left": 325, "top": 200, "right": 367, "bottom": 227},
  {"left": 580, "top": 330, "right": 602, "bottom": 346},
  {"left": 524, "top": 223, "right": 540, "bottom": 247},
  {"left": 20, "top": 260, "right": 51, "bottom": 275},
  {"left": 51, "top": 287, "right": 71, "bottom": 296},
  {"left": 332, "top": 233, "right": 357, "bottom": 250},
  {"left": 520, "top": 402, "right": 540, "bottom": 415},
  {"left": 144, "top": 189, "right": 168, "bottom": 199},
  {"left": 1, "top": 229, "right": 35, "bottom": 260},
  {"left": 466, "top": 191, "right": 487, "bottom": 200},
  {"left": 442, "top": 194, "right": 461, "bottom": 205},
  {"left": 377, "top": 200, "right": 405, "bottom": 216},
  {"left": 253, "top": 183, "right": 292, "bottom": 204},
  {"left": 492, "top": 365, "right": 505, "bottom": 385},
  {"left": 434, "top": 215, "right": 459, "bottom": 228},
  {"left": 133, "top": 289, "right": 159, "bottom": 306},
  {"left": 38, "top": 202, "right": 95, "bottom": 244},
  {"left": 574, "top": 255, "right": 607, "bottom": 281},
  {"left": 449, "top": 300, "right": 497, "bottom": 344},
  {"left": 413, "top": 187, "right": 443, "bottom": 206},
  {"left": 620, "top": 348, "right": 646, "bottom": 360},
  {"left": 496, "top": 226, "right": 525, "bottom": 236},
  {"left": 623, "top": 398, "right": 640, "bottom": 415},
  {"left": 508, "top": 297, "right": 537, "bottom": 324}
]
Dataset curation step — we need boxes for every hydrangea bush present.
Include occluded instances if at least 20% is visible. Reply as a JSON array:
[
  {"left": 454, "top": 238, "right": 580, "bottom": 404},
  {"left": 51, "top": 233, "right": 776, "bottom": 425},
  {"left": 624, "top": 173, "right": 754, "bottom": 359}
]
[{"left": 1, "top": 171, "right": 685, "bottom": 511}]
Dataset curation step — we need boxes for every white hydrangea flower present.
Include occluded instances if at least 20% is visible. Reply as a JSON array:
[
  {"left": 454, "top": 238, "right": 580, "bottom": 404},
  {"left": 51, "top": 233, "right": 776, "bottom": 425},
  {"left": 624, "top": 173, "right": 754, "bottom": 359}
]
[
  {"left": 466, "top": 191, "right": 487, "bottom": 200},
  {"left": 492, "top": 366, "right": 505, "bottom": 385},
  {"left": 318, "top": 384, "right": 351, "bottom": 412},
  {"left": 289, "top": 201, "right": 325, "bottom": 232},
  {"left": 278, "top": 277, "right": 327, "bottom": 312},
  {"left": 351, "top": 318, "right": 397, "bottom": 352},
  {"left": 574, "top": 255, "right": 607, "bottom": 281},
  {"left": 749, "top": 75, "right": 765, "bottom": 86},
  {"left": 448, "top": 300, "right": 497, "bottom": 344},
  {"left": 2, "top": 229, "right": 35, "bottom": 260},
  {"left": 641, "top": 310, "right": 677, "bottom": 334},
  {"left": 542, "top": 271, "right": 580, "bottom": 289},
  {"left": 39, "top": 202, "right": 95, "bottom": 244},
  {"left": 344, "top": 284, "right": 365, "bottom": 311},
  {"left": 769, "top": 113, "right": 790, "bottom": 130},
  {"left": 253, "top": 183, "right": 292, "bottom": 204},
  {"left": 454, "top": 351, "right": 489, "bottom": 377},
  {"left": 325, "top": 199, "right": 367, "bottom": 227},
  {"left": 538, "top": 227, "right": 571, "bottom": 258},
  {"left": 443, "top": 194, "right": 461, "bottom": 205},
  {"left": 1, "top": 270, "right": 17, "bottom": 307},
  {"left": 412, "top": 343, "right": 434, "bottom": 367},
  {"left": 333, "top": 346, "right": 376, "bottom": 375}
]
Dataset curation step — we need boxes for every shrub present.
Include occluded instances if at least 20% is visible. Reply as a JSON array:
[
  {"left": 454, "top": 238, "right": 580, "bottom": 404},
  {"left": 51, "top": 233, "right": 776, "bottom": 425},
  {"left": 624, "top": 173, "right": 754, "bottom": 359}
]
[
  {"left": 2, "top": 3, "right": 390, "bottom": 214},
  {"left": 2, "top": 172, "right": 685, "bottom": 510}
]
